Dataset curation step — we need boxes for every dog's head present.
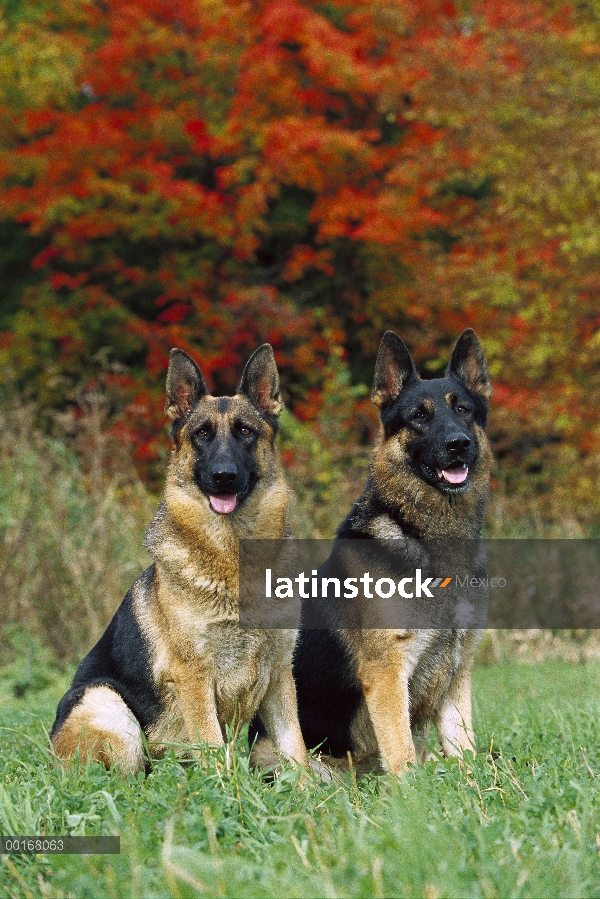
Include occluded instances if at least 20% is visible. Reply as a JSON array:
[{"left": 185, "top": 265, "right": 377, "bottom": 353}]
[
  {"left": 371, "top": 329, "right": 492, "bottom": 497},
  {"left": 164, "top": 345, "right": 283, "bottom": 515}
]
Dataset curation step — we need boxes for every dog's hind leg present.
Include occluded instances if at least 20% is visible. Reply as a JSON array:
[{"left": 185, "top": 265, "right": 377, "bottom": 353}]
[{"left": 51, "top": 685, "right": 145, "bottom": 775}]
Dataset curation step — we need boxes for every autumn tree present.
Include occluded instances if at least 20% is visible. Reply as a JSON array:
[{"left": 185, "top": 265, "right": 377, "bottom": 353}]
[{"left": 0, "top": 0, "right": 599, "bottom": 523}]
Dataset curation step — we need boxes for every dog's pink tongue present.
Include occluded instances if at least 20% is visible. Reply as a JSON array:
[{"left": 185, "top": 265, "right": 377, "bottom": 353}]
[
  {"left": 438, "top": 465, "right": 469, "bottom": 484},
  {"left": 209, "top": 494, "right": 237, "bottom": 514}
]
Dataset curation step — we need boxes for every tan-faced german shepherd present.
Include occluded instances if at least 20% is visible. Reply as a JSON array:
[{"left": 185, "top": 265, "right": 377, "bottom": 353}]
[
  {"left": 253, "top": 329, "right": 493, "bottom": 777},
  {"left": 51, "top": 345, "right": 308, "bottom": 775}
]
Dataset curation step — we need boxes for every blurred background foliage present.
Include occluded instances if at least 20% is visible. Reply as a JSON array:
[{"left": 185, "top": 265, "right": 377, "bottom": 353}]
[{"left": 1, "top": 0, "right": 600, "bottom": 659}]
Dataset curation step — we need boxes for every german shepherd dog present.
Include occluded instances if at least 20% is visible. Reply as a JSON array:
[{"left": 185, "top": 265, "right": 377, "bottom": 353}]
[
  {"left": 253, "top": 329, "right": 492, "bottom": 776},
  {"left": 51, "top": 345, "right": 308, "bottom": 775}
]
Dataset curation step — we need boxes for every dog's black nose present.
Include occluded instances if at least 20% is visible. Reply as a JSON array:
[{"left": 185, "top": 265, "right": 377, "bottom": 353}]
[
  {"left": 211, "top": 465, "right": 238, "bottom": 487},
  {"left": 445, "top": 434, "right": 470, "bottom": 452}
]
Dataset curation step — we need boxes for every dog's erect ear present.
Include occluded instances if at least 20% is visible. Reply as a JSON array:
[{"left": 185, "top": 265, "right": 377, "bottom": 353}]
[
  {"left": 446, "top": 329, "right": 492, "bottom": 400},
  {"left": 372, "top": 331, "right": 418, "bottom": 409},
  {"left": 238, "top": 344, "right": 283, "bottom": 417},
  {"left": 165, "top": 349, "right": 209, "bottom": 421}
]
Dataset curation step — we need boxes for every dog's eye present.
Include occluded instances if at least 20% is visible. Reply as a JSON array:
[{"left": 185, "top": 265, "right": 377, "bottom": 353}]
[
  {"left": 195, "top": 428, "right": 209, "bottom": 438},
  {"left": 239, "top": 426, "right": 252, "bottom": 437},
  {"left": 412, "top": 409, "right": 426, "bottom": 421},
  {"left": 457, "top": 405, "right": 470, "bottom": 415}
]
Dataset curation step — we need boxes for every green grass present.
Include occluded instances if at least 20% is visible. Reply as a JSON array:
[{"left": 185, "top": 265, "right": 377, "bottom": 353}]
[{"left": 1, "top": 660, "right": 599, "bottom": 898}]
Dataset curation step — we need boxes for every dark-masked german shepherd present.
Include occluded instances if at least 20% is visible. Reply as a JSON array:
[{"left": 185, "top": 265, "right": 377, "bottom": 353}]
[
  {"left": 252, "top": 328, "right": 492, "bottom": 777},
  {"left": 51, "top": 345, "right": 308, "bottom": 775}
]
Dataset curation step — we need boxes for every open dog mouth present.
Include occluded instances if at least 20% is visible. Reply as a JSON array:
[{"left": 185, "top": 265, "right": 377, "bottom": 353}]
[
  {"left": 201, "top": 472, "right": 257, "bottom": 514},
  {"left": 437, "top": 464, "right": 469, "bottom": 484},
  {"left": 209, "top": 494, "right": 238, "bottom": 514},
  {"left": 421, "top": 462, "right": 470, "bottom": 491}
]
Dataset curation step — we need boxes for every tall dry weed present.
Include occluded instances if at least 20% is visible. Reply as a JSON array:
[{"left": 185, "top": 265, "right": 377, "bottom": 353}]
[{"left": 0, "top": 396, "right": 154, "bottom": 660}]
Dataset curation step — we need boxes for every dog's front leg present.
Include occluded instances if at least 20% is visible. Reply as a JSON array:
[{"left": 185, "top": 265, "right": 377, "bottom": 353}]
[
  {"left": 172, "top": 667, "right": 224, "bottom": 748},
  {"left": 435, "top": 631, "right": 480, "bottom": 757},
  {"left": 258, "top": 668, "right": 308, "bottom": 770},
  {"left": 357, "top": 652, "right": 415, "bottom": 776},
  {"left": 436, "top": 663, "right": 476, "bottom": 758}
]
